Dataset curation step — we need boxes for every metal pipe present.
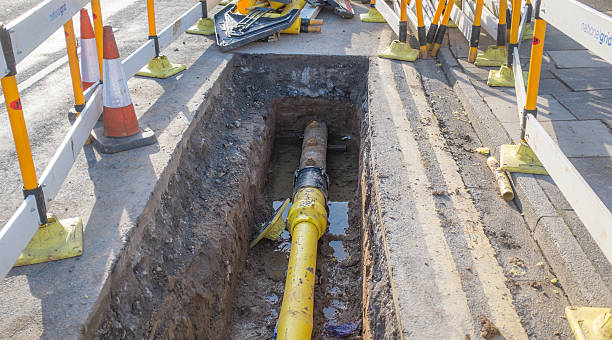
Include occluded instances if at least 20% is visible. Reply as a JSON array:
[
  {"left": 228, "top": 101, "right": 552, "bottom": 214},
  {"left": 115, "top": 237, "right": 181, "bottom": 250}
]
[{"left": 277, "top": 121, "right": 329, "bottom": 340}]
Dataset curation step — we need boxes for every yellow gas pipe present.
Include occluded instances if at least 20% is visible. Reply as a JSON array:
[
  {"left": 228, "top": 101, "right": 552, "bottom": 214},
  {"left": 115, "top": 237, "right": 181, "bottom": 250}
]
[{"left": 277, "top": 121, "right": 329, "bottom": 340}]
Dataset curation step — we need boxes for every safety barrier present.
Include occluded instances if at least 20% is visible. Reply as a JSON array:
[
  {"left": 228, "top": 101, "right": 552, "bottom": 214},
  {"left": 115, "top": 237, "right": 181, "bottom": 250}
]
[
  {"left": 0, "top": 0, "right": 218, "bottom": 280},
  {"left": 445, "top": 1, "right": 612, "bottom": 335}
]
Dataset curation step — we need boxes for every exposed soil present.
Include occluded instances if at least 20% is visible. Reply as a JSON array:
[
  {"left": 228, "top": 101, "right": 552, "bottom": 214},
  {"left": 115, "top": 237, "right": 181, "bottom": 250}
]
[{"left": 93, "top": 54, "right": 369, "bottom": 339}]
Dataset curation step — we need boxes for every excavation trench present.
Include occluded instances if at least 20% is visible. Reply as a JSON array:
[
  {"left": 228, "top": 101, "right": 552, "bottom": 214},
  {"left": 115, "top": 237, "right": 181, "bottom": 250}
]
[{"left": 94, "top": 55, "right": 374, "bottom": 339}]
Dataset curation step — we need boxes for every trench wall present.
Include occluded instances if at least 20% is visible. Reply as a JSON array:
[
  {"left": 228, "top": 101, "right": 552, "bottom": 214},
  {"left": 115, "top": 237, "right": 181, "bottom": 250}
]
[{"left": 91, "top": 54, "right": 369, "bottom": 339}]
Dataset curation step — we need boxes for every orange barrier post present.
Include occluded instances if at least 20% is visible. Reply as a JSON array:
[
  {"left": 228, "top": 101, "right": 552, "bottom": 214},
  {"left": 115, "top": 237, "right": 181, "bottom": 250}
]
[
  {"left": 468, "top": 0, "right": 484, "bottom": 62},
  {"left": 91, "top": 26, "right": 156, "bottom": 154},
  {"left": 63, "top": 18, "right": 86, "bottom": 114},
  {"left": 187, "top": 0, "right": 215, "bottom": 35},
  {"left": 431, "top": 0, "right": 455, "bottom": 56},
  {"left": 521, "top": 0, "right": 534, "bottom": 40},
  {"left": 487, "top": 0, "right": 527, "bottom": 87},
  {"left": 0, "top": 26, "right": 84, "bottom": 266},
  {"left": 498, "top": 0, "right": 547, "bottom": 175},
  {"left": 379, "top": 0, "right": 419, "bottom": 61},
  {"left": 136, "top": 0, "right": 186, "bottom": 78},
  {"left": 475, "top": 0, "right": 508, "bottom": 66},
  {"left": 360, "top": 0, "right": 386, "bottom": 22},
  {"left": 91, "top": 0, "right": 104, "bottom": 79},
  {"left": 426, "top": 0, "right": 446, "bottom": 50},
  {"left": 80, "top": 9, "right": 100, "bottom": 91},
  {"left": 416, "top": 0, "right": 428, "bottom": 58}
]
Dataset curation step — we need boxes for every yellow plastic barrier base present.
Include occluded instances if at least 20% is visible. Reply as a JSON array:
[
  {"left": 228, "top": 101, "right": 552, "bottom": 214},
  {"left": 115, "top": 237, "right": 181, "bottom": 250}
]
[
  {"left": 186, "top": 18, "right": 215, "bottom": 36},
  {"left": 487, "top": 64, "right": 529, "bottom": 87},
  {"left": 521, "top": 22, "right": 534, "bottom": 41},
  {"left": 566, "top": 306, "right": 612, "bottom": 340},
  {"left": 136, "top": 56, "right": 186, "bottom": 79},
  {"left": 379, "top": 40, "right": 419, "bottom": 62},
  {"left": 475, "top": 45, "right": 507, "bottom": 67},
  {"left": 249, "top": 198, "right": 290, "bottom": 248},
  {"left": 14, "top": 216, "right": 83, "bottom": 267},
  {"left": 360, "top": 8, "right": 386, "bottom": 23},
  {"left": 499, "top": 142, "right": 548, "bottom": 175},
  {"left": 448, "top": 19, "right": 457, "bottom": 28}
]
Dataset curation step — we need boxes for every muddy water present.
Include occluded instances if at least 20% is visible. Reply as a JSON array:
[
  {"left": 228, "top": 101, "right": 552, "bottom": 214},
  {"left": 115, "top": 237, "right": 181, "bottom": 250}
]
[{"left": 229, "top": 135, "right": 362, "bottom": 340}]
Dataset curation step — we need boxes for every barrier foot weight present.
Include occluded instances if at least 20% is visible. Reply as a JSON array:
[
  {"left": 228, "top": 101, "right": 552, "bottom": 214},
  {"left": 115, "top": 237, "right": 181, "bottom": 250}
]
[
  {"left": 136, "top": 56, "right": 186, "bottom": 79},
  {"left": 487, "top": 64, "right": 528, "bottom": 87},
  {"left": 521, "top": 22, "right": 534, "bottom": 41},
  {"left": 379, "top": 40, "right": 419, "bottom": 62},
  {"left": 14, "top": 215, "right": 83, "bottom": 267},
  {"left": 360, "top": 8, "right": 386, "bottom": 22},
  {"left": 566, "top": 306, "right": 612, "bottom": 340},
  {"left": 475, "top": 45, "right": 507, "bottom": 67},
  {"left": 91, "top": 123, "right": 157, "bottom": 154},
  {"left": 499, "top": 142, "right": 548, "bottom": 175},
  {"left": 186, "top": 18, "right": 215, "bottom": 36}
]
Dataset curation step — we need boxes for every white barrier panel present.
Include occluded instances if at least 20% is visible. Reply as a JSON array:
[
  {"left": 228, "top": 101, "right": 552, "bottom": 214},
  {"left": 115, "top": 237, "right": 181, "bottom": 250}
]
[
  {"left": 0, "top": 40, "right": 6, "bottom": 76},
  {"left": 540, "top": 0, "right": 612, "bottom": 64},
  {"left": 376, "top": 0, "right": 400, "bottom": 36},
  {"left": 2, "top": 0, "right": 91, "bottom": 75},
  {"left": 450, "top": 1, "right": 475, "bottom": 42},
  {"left": 525, "top": 115, "right": 612, "bottom": 263},
  {"left": 0, "top": 85, "right": 102, "bottom": 280},
  {"left": 39, "top": 86, "right": 103, "bottom": 200},
  {"left": 0, "top": 197, "right": 39, "bottom": 280}
]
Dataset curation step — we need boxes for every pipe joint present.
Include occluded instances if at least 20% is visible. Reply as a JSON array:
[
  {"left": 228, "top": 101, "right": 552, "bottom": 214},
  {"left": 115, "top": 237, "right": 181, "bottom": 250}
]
[{"left": 287, "top": 187, "right": 328, "bottom": 238}]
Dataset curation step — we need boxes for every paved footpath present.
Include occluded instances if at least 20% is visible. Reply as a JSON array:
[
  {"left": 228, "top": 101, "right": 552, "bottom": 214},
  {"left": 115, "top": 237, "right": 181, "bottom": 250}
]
[{"left": 442, "top": 10, "right": 612, "bottom": 303}]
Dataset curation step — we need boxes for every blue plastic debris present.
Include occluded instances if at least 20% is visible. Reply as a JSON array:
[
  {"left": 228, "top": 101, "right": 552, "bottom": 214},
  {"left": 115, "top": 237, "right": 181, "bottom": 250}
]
[{"left": 325, "top": 321, "right": 360, "bottom": 337}]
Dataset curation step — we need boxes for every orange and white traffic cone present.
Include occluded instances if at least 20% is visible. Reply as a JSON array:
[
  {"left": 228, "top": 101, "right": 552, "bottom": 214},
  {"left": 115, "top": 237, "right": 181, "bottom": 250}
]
[
  {"left": 91, "top": 26, "right": 156, "bottom": 154},
  {"left": 80, "top": 9, "right": 99, "bottom": 91}
]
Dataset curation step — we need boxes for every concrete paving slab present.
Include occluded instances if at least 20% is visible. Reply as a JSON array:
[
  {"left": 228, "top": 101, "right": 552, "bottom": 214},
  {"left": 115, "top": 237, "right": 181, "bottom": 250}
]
[
  {"left": 538, "top": 120, "right": 612, "bottom": 157},
  {"left": 448, "top": 29, "right": 469, "bottom": 58},
  {"left": 456, "top": 58, "right": 494, "bottom": 81},
  {"left": 502, "top": 121, "right": 521, "bottom": 143},
  {"left": 553, "top": 68, "right": 612, "bottom": 91},
  {"left": 568, "top": 157, "right": 612, "bottom": 209},
  {"left": 544, "top": 31, "right": 588, "bottom": 51},
  {"left": 547, "top": 50, "right": 610, "bottom": 68},
  {"left": 560, "top": 97, "right": 612, "bottom": 126},
  {"left": 537, "top": 77, "right": 574, "bottom": 96},
  {"left": 470, "top": 78, "right": 517, "bottom": 101},
  {"left": 483, "top": 94, "right": 576, "bottom": 123},
  {"left": 555, "top": 89, "right": 612, "bottom": 102}
]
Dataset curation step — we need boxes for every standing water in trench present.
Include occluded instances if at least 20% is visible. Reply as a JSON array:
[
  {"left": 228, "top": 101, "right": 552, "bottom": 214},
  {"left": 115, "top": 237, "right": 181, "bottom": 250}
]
[{"left": 229, "top": 132, "right": 362, "bottom": 339}]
